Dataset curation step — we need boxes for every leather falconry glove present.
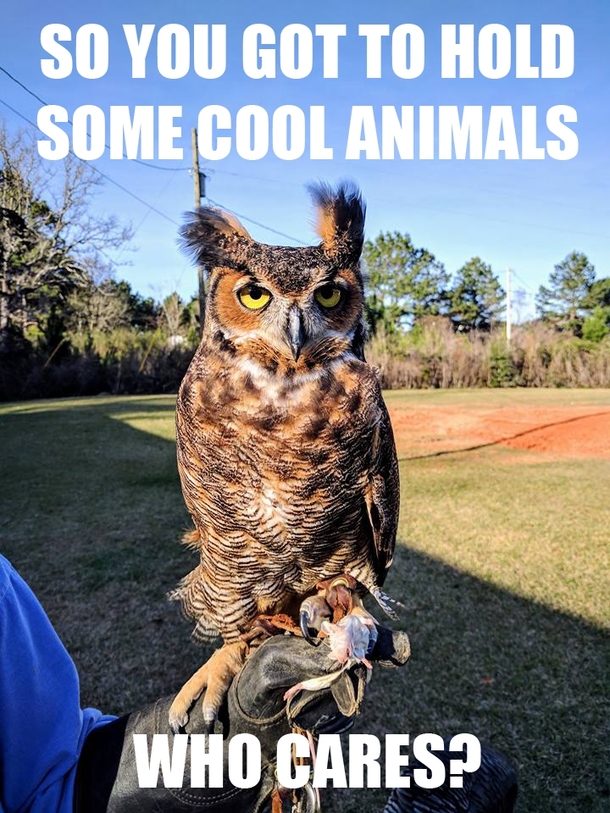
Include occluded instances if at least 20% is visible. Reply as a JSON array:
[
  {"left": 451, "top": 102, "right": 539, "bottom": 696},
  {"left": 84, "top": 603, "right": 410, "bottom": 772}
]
[
  {"left": 73, "top": 626, "right": 411, "bottom": 813},
  {"left": 382, "top": 737, "right": 518, "bottom": 813}
]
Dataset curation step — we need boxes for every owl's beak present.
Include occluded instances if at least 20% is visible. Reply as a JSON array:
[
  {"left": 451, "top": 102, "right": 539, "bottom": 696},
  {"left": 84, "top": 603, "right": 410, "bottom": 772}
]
[{"left": 286, "top": 306, "right": 305, "bottom": 361}]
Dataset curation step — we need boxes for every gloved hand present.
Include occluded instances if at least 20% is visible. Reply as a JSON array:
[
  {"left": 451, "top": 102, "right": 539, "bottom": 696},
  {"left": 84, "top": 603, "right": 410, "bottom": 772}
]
[
  {"left": 383, "top": 738, "right": 518, "bottom": 813},
  {"left": 74, "top": 626, "right": 410, "bottom": 813}
]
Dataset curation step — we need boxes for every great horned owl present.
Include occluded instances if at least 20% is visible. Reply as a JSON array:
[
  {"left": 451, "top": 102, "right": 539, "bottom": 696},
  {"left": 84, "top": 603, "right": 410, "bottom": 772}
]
[{"left": 169, "top": 183, "right": 399, "bottom": 731}]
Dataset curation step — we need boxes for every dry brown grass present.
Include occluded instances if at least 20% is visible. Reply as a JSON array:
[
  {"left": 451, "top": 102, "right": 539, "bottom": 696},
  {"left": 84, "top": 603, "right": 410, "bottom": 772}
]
[{"left": 367, "top": 320, "right": 610, "bottom": 390}]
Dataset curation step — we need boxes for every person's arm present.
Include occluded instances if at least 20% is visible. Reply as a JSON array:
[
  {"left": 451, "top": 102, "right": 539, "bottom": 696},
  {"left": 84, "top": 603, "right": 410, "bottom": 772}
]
[
  {"left": 0, "top": 555, "right": 114, "bottom": 813},
  {"left": 0, "top": 554, "right": 515, "bottom": 813},
  {"left": 0, "top": 553, "right": 407, "bottom": 813}
]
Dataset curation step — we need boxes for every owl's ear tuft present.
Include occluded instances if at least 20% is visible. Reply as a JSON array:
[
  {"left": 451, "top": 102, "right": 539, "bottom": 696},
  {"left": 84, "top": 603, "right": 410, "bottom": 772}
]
[
  {"left": 308, "top": 181, "right": 366, "bottom": 262},
  {"left": 180, "top": 207, "right": 253, "bottom": 269}
]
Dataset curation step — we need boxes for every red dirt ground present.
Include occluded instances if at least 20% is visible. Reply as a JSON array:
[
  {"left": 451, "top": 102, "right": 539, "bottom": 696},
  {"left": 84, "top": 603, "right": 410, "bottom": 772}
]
[{"left": 387, "top": 404, "right": 610, "bottom": 460}]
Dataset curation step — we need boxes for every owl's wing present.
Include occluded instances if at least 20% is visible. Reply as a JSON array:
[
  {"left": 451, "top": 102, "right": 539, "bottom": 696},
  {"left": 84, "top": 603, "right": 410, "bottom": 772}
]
[{"left": 364, "top": 399, "right": 400, "bottom": 584}]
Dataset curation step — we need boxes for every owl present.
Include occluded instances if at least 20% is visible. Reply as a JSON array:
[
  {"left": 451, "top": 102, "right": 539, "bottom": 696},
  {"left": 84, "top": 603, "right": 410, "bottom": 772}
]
[{"left": 168, "top": 183, "right": 399, "bottom": 731}]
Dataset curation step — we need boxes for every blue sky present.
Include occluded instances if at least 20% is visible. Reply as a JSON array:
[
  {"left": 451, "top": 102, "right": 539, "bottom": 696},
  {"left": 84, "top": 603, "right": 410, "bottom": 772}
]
[{"left": 1, "top": 0, "right": 609, "bottom": 318}]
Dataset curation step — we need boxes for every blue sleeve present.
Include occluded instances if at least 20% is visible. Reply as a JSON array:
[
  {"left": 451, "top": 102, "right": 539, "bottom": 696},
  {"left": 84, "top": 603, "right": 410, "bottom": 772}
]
[{"left": 0, "top": 555, "right": 116, "bottom": 813}]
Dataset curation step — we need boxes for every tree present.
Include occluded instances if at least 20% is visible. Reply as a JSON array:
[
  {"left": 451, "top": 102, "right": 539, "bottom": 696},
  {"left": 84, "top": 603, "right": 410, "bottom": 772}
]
[
  {"left": 0, "top": 124, "right": 131, "bottom": 351},
  {"left": 536, "top": 251, "right": 596, "bottom": 332},
  {"left": 0, "top": 170, "right": 80, "bottom": 344},
  {"left": 122, "top": 283, "right": 160, "bottom": 331},
  {"left": 582, "top": 307, "right": 610, "bottom": 342},
  {"left": 449, "top": 257, "right": 506, "bottom": 332},
  {"left": 183, "top": 296, "right": 202, "bottom": 345},
  {"left": 160, "top": 292, "right": 186, "bottom": 338},
  {"left": 581, "top": 278, "right": 610, "bottom": 342},
  {"left": 363, "top": 231, "right": 450, "bottom": 333},
  {"left": 585, "top": 277, "right": 610, "bottom": 308},
  {"left": 66, "top": 277, "right": 131, "bottom": 342}
]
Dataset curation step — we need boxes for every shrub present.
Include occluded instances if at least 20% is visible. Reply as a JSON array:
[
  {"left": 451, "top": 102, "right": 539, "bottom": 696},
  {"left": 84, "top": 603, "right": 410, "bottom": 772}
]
[{"left": 366, "top": 319, "right": 610, "bottom": 389}]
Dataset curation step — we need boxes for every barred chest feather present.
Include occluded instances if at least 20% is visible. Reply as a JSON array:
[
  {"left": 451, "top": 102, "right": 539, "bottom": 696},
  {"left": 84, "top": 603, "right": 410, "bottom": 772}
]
[{"left": 176, "top": 347, "right": 384, "bottom": 602}]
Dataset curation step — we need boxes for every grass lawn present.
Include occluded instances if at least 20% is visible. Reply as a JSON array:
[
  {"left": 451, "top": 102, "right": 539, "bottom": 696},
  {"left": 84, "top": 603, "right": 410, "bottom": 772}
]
[{"left": 1, "top": 390, "right": 609, "bottom": 812}]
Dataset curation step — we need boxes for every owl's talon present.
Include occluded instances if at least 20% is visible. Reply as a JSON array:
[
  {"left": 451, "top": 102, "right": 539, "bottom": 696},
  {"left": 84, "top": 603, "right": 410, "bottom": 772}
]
[
  {"left": 299, "top": 594, "right": 332, "bottom": 644},
  {"left": 202, "top": 713, "right": 216, "bottom": 735},
  {"left": 314, "top": 574, "right": 358, "bottom": 621},
  {"left": 299, "top": 610, "right": 321, "bottom": 645},
  {"left": 168, "top": 709, "right": 189, "bottom": 734}
]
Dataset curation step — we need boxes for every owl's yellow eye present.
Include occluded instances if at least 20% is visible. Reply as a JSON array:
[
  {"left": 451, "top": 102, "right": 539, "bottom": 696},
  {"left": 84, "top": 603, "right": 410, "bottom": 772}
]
[
  {"left": 315, "top": 285, "right": 342, "bottom": 309},
  {"left": 238, "top": 285, "right": 271, "bottom": 310}
]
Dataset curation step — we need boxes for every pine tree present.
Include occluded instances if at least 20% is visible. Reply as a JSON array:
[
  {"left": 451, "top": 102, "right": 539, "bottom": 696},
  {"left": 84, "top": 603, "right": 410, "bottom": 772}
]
[
  {"left": 449, "top": 257, "right": 506, "bottom": 332},
  {"left": 536, "top": 252, "right": 596, "bottom": 332},
  {"left": 363, "top": 231, "right": 450, "bottom": 333}
]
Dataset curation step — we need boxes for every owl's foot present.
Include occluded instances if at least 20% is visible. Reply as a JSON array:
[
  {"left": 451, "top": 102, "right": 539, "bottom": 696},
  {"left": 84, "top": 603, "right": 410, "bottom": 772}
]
[
  {"left": 299, "top": 594, "right": 332, "bottom": 643},
  {"left": 168, "top": 641, "right": 248, "bottom": 733},
  {"left": 241, "top": 613, "right": 302, "bottom": 648},
  {"left": 300, "top": 574, "right": 359, "bottom": 645}
]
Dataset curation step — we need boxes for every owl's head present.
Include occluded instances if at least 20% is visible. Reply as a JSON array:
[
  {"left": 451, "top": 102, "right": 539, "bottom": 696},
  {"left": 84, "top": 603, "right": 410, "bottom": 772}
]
[{"left": 180, "top": 183, "right": 367, "bottom": 371}]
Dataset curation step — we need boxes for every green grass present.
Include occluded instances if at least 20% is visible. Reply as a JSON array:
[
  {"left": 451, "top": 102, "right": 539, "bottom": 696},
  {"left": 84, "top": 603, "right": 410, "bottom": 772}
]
[
  {"left": 382, "top": 387, "right": 610, "bottom": 408},
  {"left": 1, "top": 391, "right": 609, "bottom": 812}
]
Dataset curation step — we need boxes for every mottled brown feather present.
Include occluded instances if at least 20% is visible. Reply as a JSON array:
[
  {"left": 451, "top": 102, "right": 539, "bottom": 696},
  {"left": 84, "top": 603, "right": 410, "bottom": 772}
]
[{"left": 172, "top": 183, "right": 399, "bottom": 645}]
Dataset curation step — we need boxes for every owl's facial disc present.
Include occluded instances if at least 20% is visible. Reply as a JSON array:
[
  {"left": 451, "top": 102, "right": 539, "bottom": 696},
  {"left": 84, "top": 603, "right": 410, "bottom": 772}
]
[{"left": 212, "top": 265, "right": 363, "bottom": 370}]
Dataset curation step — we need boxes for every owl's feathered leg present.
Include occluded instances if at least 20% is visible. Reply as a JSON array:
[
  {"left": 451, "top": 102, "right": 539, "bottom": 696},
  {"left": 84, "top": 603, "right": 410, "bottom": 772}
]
[{"left": 168, "top": 641, "right": 248, "bottom": 733}]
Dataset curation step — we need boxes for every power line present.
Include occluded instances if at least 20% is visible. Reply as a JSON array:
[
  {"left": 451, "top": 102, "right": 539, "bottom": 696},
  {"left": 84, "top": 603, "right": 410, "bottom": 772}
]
[
  {"left": 114, "top": 172, "right": 180, "bottom": 265},
  {"left": 512, "top": 269, "right": 537, "bottom": 296},
  {"left": 8, "top": 71, "right": 601, "bottom": 254},
  {"left": 0, "top": 99, "right": 310, "bottom": 260},
  {"left": 216, "top": 163, "right": 610, "bottom": 219},
  {"left": 0, "top": 64, "right": 186, "bottom": 172},
  {"left": 379, "top": 193, "right": 610, "bottom": 244},
  {"left": 0, "top": 95, "right": 180, "bottom": 226},
  {"left": 6, "top": 64, "right": 606, "bottom": 242},
  {"left": 206, "top": 196, "right": 308, "bottom": 245},
  {"left": 0, "top": 92, "right": 309, "bottom": 247},
  {"left": 367, "top": 162, "right": 610, "bottom": 216},
  {"left": 207, "top": 164, "right": 610, "bottom": 245},
  {"left": 211, "top": 168, "right": 303, "bottom": 188}
]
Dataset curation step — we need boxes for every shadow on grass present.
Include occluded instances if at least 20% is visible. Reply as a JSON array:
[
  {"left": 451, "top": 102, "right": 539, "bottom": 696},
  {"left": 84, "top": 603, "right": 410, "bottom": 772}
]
[
  {"left": 1, "top": 397, "right": 608, "bottom": 813},
  {"left": 358, "top": 544, "right": 610, "bottom": 813}
]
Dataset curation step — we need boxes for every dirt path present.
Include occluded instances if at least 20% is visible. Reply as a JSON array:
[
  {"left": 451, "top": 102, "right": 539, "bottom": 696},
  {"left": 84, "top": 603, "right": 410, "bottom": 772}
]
[{"left": 387, "top": 403, "right": 610, "bottom": 460}]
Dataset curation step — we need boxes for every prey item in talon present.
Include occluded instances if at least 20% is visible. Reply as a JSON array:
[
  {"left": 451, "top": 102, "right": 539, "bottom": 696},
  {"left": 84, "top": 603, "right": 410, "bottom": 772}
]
[
  {"left": 283, "top": 665, "right": 351, "bottom": 702},
  {"left": 321, "top": 613, "right": 377, "bottom": 669},
  {"left": 283, "top": 613, "right": 376, "bottom": 703}
]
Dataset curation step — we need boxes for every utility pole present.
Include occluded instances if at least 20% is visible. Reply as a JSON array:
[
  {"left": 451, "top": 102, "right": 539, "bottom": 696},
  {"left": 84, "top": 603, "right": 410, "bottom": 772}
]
[
  {"left": 506, "top": 267, "right": 512, "bottom": 345},
  {"left": 191, "top": 128, "right": 206, "bottom": 338}
]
